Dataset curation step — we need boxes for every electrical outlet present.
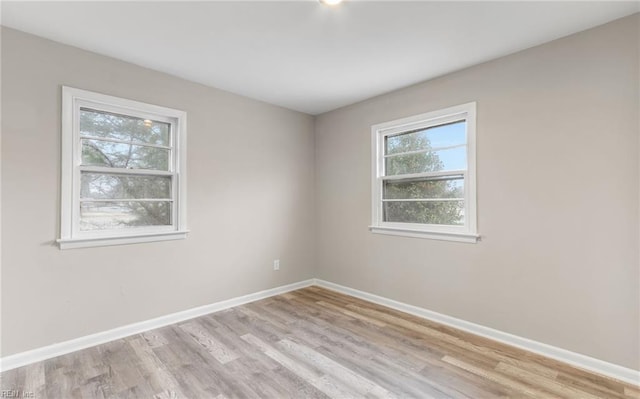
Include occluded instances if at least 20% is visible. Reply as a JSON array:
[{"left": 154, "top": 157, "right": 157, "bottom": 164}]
[{"left": 273, "top": 259, "right": 280, "bottom": 271}]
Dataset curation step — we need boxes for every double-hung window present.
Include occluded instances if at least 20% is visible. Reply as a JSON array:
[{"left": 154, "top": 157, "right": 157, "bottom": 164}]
[
  {"left": 58, "top": 87, "right": 187, "bottom": 249},
  {"left": 370, "top": 102, "right": 478, "bottom": 243}
]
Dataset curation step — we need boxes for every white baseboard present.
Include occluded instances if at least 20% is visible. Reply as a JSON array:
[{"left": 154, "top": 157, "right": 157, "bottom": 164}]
[
  {"left": 3, "top": 277, "right": 638, "bottom": 387},
  {"left": 313, "top": 279, "right": 640, "bottom": 386},
  {"left": 0, "top": 279, "right": 314, "bottom": 372}
]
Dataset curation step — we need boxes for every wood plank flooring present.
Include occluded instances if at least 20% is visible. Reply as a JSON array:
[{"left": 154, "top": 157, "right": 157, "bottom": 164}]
[{"left": 1, "top": 286, "right": 638, "bottom": 398}]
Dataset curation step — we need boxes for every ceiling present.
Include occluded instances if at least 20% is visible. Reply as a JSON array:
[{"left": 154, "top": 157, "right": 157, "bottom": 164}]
[{"left": 2, "top": 1, "right": 638, "bottom": 115}]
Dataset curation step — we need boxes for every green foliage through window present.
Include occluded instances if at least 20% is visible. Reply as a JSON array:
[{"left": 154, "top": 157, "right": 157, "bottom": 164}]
[
  {"left": 383, "top": 123, "right": 465, "bottom": 226},
  {"left": 79, "top": 108, "right": 173, "bottom": 230}
]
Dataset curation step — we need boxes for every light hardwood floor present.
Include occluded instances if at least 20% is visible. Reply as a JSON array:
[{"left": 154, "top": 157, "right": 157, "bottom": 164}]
[{"left": 1, "top": 286, "right": 638, "bottom": 398}]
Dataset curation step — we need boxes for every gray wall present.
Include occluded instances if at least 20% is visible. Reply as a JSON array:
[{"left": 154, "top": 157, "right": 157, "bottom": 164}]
[
  {"left": 2, "top": 14, "right": 639, "bottom": 371},
  {"left": 314, "top": 14, "right": 639, "bottom": 370},
  {"left": 1, "top": 28, "right": 316, "bottom": 356}
]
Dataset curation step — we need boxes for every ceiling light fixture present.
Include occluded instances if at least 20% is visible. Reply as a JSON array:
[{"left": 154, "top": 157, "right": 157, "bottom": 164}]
[{"left": 319, "top": 0, "right": 343, "bottom": 6}]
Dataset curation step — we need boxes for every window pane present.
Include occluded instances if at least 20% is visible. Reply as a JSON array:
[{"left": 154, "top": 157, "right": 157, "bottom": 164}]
[
  {"left": 384, "top": 177, "right": 463, "bottom": 200},
  {"left": 82, "top": 139, "right": 169, "bottom": 170},
  {"left": 383, "top": 200, "right": 464, "bottom": 225},
  {"left": 80, "top": 108, "right": 170, "bottom": 146},
  {"left": 81, "top": 173, "right": 171, "bottom": 200},
  {"left": 385, "top": 121, "right": 465, "bottom": 155},
  {"left": 80, "top": 201, "right": 171, "bottom": 231},
  {"left": 385, "top": 146, "right": 466, "bottom": 175}
]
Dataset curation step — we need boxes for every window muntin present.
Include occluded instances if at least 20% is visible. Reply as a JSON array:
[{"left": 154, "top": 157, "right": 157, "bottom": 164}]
[
  {"left": 78, "top": 108, "right": 175, "bottom": 233},
  {"left": 59, "top": 87, "right": 187, "bottom": 249},
  {"left": 371, "top": 103, "right": 477, "bottom": 242}
]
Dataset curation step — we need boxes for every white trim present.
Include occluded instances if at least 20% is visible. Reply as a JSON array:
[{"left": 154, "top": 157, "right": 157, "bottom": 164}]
[
  {"left": 60, "top": 86, "right": 188, "bottom": 249},
  {"left": 56, "top": 230, "right": 189, "bottom": 249},
  {"left": 67, "top": 87, "right": 185, "bottom": 120},
  {"left": 376, "top": 111, "right": 468, "bottom": 136},
  {"left": 381, "top": 198, "right": 464, "bottom": 203},
  {"left": 313, "top": 279, "right": 640, "bottom": 386},
  {"left": 60, "top": 87, "right": 74, "bottom": 241},
  {"left": 370, "top": 102, "right": 478, "bottom": 242},
  {"left": 2, "top": 278, "right": 638, "bottom": 386},
  {"left": 465, "top": 103, "right": 478, "bottom": 236},
  {"left": 81, "top": 135, "right": 173, "bottom": 150},
  {"left": 369, "top": 226, "right": 479, "bottom": 243},
  {"left": 384, "top": 143, "right": 466, "bottom": 158},
  {"left": 81, "top": 199, "right": 173, "bottom": 203},
  {"left": 382, "top": 169, "right": 466, "bottom": 181},
  {"left": 79, "top": 166, "right": 175, "bottom": 176},
  {"left": 0, "top": 279, "right": 314, "bottom": 372}
]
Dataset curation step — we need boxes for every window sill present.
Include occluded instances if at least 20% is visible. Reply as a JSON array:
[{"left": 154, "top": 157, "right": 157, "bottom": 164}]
[
  {"left": 57, "top": 230, "right": 189, "bottom": 250},
  {"left": 369, "top": 226, "right": 479, "bottom": 243}
]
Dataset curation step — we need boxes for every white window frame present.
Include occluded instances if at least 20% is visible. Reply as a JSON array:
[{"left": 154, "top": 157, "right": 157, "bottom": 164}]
[
  {"left": 58, "top": 87, "right": 188, "bottom": 249},
  {"left": 370, "top": 102, "right": 478, "bottom": 243}
]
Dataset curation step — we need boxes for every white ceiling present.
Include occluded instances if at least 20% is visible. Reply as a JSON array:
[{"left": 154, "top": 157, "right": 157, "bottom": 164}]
[{"left": 2, "top": 1, "right": 638, "bottom": 115}]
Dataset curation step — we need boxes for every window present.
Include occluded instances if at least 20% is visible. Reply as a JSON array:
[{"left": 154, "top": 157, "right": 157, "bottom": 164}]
[
  {"left": 370, "top": 103, "right": 477, "bottom": 243},
  {"left": 58, "top": 87, "right": 187, "bottom": 249}
]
